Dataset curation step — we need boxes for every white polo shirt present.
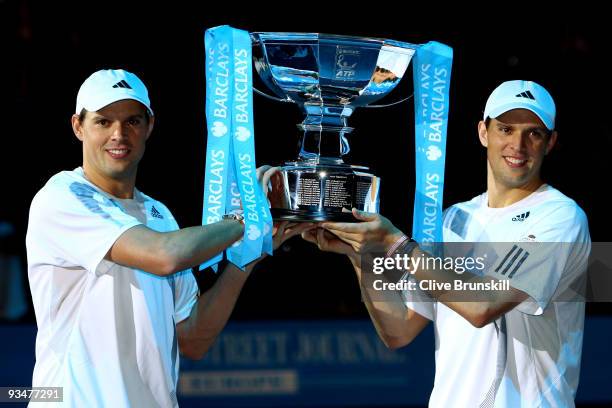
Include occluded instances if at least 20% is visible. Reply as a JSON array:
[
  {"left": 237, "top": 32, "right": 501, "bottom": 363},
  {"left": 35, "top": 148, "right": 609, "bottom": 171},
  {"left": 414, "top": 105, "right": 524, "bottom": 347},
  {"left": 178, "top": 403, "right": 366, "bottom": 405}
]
[
  {"left": 406, "top": 184, "right": 591, "bottom": 407},
  {"left": 26, "top": 168, "right": 198, "bottom": 407}
]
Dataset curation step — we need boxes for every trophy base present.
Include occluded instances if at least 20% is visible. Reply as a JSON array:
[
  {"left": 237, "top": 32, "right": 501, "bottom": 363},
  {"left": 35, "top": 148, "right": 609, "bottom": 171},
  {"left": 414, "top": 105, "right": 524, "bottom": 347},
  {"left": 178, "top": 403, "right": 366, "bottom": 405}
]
[
  {"left": 268, "top": 161, "right": 380, "bottom": 223},
  {"left": 271, "top": 208, "right": 358, "bottom": 222}
]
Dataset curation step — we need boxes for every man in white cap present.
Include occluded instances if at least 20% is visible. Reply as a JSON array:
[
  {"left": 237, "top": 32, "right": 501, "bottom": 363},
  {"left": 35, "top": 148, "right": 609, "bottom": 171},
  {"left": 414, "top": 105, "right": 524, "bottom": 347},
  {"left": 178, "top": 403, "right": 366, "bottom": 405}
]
[
  {"left": 304, "top": 81, "right": 591, "bottom": 407},
  {"left": 26, "top": 69, "right": 310, "bottom": 407}
]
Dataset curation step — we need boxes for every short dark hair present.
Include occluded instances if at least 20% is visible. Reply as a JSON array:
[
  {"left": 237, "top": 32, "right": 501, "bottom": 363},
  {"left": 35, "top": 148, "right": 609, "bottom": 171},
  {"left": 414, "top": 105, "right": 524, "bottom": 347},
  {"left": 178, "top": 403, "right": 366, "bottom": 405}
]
[{"left": 78, "top": 107, "right": 151, "bottom": 123}]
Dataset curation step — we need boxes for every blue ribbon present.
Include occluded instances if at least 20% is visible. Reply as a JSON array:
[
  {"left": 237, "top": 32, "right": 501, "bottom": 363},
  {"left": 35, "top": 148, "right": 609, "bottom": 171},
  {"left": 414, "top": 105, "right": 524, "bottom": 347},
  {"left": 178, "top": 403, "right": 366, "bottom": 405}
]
[
  {"left": 411, "top": 42, "right": 453, "bottom": 252},
  {"left": 201, "top": 26, "right": 234, "bottom": 270},
  {"left": 225, "top": 27, "right": 270, "bottom": 267},
  {"left": 203, "top": 26, "right": 272, "bottom": 270}
]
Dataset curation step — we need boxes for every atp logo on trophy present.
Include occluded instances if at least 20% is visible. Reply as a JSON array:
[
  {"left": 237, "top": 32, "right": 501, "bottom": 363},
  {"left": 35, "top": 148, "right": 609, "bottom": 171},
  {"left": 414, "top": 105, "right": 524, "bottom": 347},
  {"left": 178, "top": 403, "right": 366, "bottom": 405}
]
[{"left": 335, "top": 46, "right": 360, "bottom": 80}]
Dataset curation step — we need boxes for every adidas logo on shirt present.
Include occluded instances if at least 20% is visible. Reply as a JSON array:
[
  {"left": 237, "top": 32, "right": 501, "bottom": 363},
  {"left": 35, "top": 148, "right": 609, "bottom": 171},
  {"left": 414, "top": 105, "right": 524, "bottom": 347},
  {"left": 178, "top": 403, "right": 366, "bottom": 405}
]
[
  {"left": 512, "top": 211, "right": 530, "bottom": 222},
  {"left": 515, "top": 90, "right": 535, "bottom": 100},
  {"left": 112, "top": 80, "right": 132, "bottom": 89},
  {"left": 151, "top": 206, "right": 163, "bottom": 219}
]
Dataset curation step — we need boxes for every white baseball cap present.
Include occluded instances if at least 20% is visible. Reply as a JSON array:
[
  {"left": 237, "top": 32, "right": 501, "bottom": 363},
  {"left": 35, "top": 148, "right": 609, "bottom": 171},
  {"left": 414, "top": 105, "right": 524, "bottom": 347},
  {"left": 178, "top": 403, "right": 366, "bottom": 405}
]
[
  {"left": 75, "top": 69, "right": 154, "bottom": 116},
  {"left": 483, "top": 80, "right": 555, "bottom": 130}
]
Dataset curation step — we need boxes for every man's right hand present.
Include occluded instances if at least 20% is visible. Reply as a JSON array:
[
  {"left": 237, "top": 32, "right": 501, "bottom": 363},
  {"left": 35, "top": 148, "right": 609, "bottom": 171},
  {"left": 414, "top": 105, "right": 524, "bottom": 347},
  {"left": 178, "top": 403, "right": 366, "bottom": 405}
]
[
  {"left": 302, "top": 227, "right": 359, "bottom": 261},
  {"left": 318, "top": 209, "right": 405, "bottom": 255}
]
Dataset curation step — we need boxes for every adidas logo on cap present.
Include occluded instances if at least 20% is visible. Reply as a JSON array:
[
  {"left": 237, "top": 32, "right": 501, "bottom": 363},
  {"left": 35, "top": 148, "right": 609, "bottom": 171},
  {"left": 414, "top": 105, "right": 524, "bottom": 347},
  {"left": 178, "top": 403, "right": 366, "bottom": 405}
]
[
  {"left": 515, "top": 90, "right": 535, "bottom": 100},
  {"left": 112, "top": 80, "right": 132, "bottom": 89}
]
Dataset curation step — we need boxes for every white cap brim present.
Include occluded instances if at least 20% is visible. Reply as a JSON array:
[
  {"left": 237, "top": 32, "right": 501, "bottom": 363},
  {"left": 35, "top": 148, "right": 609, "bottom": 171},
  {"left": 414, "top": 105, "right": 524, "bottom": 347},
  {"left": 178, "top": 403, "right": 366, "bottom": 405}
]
[
  {"left": 77, "top": 93, "right": 154, "bottom": 116},
  {"left": 486, "top": 102, "right": 554, "bottom": 131}
]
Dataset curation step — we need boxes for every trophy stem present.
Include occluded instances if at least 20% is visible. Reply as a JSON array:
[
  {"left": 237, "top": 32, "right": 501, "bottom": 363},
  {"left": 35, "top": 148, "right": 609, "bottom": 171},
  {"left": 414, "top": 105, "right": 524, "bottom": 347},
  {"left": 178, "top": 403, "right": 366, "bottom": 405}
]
[
  {"left": 297, "top": 124, "right": 353, "bottom": 164},
  {"left": 297, "top": 104, "right": 354, "bottom": 163}
]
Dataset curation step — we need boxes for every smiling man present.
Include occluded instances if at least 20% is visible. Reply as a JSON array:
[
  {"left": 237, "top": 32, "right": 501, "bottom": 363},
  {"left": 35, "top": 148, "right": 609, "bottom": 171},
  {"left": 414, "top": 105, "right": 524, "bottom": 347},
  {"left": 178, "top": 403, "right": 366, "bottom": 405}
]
[
  {"left": 304, "top": 81, "right": 591, "bottom": 407},
  {"left": 25, "top": 69, "right": 310, "bottom": 407},
  {"left": 480, "top": 81, "right": 558, "bottom": 207}
]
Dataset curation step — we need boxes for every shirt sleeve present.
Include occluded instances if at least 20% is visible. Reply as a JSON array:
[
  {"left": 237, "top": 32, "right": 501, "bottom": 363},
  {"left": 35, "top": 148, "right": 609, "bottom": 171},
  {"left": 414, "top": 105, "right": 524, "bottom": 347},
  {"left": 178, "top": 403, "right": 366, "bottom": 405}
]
[
  {"left": 486, "top": 205, "right": 591, "bottom": 315},
  {"left": 28, "top": 179, "right": 142, "bottom": 275},
  {"left": 173, "top": 269, "right": 199, "bottom": 323}
]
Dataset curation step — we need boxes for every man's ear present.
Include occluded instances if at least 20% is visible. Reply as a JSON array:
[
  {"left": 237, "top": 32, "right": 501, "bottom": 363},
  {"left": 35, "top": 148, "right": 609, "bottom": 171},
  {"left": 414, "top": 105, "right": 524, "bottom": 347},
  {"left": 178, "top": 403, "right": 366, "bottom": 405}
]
[
  {"left": 478, "top": 120, "right": 488, "bottom": 147},
  {"left": 545, "top": 130, "right": 558, "bottom": 155},
  {"left": 145, "top": 115, "right": 155, "bottom": 141},
  {"left": 71, "top": 114, "right": 84, "bottom": 141}
]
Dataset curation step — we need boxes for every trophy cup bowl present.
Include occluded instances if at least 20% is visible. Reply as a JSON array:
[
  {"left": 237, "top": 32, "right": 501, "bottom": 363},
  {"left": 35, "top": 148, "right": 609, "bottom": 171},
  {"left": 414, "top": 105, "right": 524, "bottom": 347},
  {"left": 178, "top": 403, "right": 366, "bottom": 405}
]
[{"left": 251, "top": 32, "right": 416, "bottom": 222}]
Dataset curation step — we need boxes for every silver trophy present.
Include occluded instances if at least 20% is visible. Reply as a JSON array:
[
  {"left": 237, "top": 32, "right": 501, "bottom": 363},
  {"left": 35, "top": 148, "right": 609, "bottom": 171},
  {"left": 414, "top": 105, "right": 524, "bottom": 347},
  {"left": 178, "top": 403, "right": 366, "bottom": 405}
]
[{"left": 252, "top": 32, "right": 416, "bottom": 221}]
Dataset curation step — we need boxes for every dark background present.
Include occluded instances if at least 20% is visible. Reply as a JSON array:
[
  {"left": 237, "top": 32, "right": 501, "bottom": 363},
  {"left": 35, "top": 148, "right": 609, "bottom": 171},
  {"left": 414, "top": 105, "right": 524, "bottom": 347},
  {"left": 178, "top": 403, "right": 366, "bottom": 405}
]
[{"left": 1, "top": 1, "right": 610, "bottom": 322}]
